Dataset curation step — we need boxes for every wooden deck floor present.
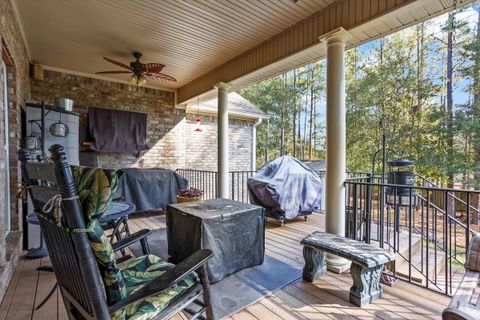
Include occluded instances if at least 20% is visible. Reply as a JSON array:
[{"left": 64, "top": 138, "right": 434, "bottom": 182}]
[{"left": 0, "top": 212, "right": 450, "bottom": 320}]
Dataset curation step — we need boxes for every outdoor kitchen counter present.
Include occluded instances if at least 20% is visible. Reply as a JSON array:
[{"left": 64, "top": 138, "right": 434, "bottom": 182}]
[{"left": 166, "top": 198, "right": 265, "bottom": 283}]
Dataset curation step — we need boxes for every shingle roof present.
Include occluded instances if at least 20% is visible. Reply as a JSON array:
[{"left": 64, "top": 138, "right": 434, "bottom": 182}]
[
  {"left": 302, "top": 160, "right": 326, "bottom": 172},
  {"left": 194, "top": 92, "right": 268, "bottom": 119}
]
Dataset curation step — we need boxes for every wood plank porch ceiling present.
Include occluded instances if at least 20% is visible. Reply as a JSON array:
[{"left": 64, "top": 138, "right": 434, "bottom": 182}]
[{"left": 14, "top": 0, "right": 474, "bottom": 104}]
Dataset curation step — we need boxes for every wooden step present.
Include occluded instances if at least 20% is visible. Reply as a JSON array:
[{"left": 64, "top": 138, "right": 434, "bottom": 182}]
[
  {"left": 368, "top": 224, "right": 445, "bottom": 285},
  {"left": 369, "top": 223, "right": 423, "bottom": 258},
  {"left": 395, "top": 243, "right": 446, "bottom": 285}
]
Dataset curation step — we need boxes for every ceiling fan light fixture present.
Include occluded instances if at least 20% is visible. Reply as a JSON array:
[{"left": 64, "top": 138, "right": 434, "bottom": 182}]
[
  {"left": 129, "top": 73, "right": 147, "bottom": 86},
  {"left": 98, "top": 52, "right": 176, "bottom": 85},
  {"left": 137, "top": 74, "right": 147, "bottom": 86},
  {"left": 128, "top": 74, "right": 138, "bottom": 85}
]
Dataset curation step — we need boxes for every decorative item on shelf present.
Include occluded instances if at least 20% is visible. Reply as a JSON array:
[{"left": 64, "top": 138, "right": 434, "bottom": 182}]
[
  {"left": 176, "top": 187, "right": 203, "bottom": 203},
  {"left": 55, "top": 98, "right": 74, "bottom": 111},
  {"left": 24, "top": 132, "right": 42, "bottom": 150},
  {"left": 49, "top": 111, "right": 69, "bottom": 137},
  {"left": 24, "top": 122, "right": 42, "bottom": 150},
  {"left": 194, "top": 96, "right": 202, "bottom": 132}
]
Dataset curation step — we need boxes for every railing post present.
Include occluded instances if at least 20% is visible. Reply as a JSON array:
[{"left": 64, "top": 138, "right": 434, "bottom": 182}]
[
  {"left": 214, "top": 172, "right": 218, "bottom": 198},
  {"left": 231, "top": 172, "right": 235, "bottom": 200},
  {"left": 426, "top": 189, "right": 430, "bottom": 289},
  {"left": 466, "top": 192, "right": 470, "bottom": 262},
  {"left": 408, "top": 187, "right": 412, "bottom": 282},
  {"left": 350, "top": 184, "right": 357, "bottom": 240},
  {"left": 366, "top": 174, "right": 372, "bottom": 244},
  {"left": 444, "top": 191, "right": 449, "bottom": 295}
]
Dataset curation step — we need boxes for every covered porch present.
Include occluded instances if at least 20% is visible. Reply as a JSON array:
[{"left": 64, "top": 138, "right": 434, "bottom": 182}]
[{"left": 0, "top": 0, "right": 477, "bottom": 319}]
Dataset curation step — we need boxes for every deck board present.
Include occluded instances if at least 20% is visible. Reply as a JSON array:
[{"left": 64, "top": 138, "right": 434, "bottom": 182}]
[
  {"left": 4, "top": 257, "right": 41, "bottom": 320},
  {"left": 0, "top": 212, "right": 450, "bottom": 319},
  {"left": 32, "top": 257, "right": 58, "bottom": 320},
  {"left": 0, "top": 255, "right": 25, "bottom": 320}
]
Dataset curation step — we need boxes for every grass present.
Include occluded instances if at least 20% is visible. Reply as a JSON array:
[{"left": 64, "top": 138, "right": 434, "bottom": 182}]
[{"left": 422, "top": 239, "right": 466, "bottom": 270}]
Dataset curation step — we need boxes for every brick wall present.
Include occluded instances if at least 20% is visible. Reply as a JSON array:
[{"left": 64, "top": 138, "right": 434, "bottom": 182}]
[
  {"left": 184, "top": 114, "right": 253, "bottom": 171},
  {"left": 31, "top": 70, "right": 256, "bottom": 172},
  {"left": 31, "top": 70, "right": 185, "bottom": 170},
  {"left": 0, "top": 61, "right": 6, "bottom": 264},
  {"left": 0, "top": 0, "right": 31, "bottom": 301}
]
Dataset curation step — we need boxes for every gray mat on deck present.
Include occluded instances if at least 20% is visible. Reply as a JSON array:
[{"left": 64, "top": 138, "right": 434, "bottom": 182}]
[{"left": 129, "top": 229, "right": 302, "bottom": 319}]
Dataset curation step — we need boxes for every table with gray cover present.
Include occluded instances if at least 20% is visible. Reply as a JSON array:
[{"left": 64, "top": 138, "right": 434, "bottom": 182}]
[
  {"left": 301, "top": 231, "right": 396, "bottom": 307},
  {"left": 115, "top": 168, "right": 188, "bottom": 211},
  {"left": 167, "top": 198, "right": 265, "bottom": 283}
]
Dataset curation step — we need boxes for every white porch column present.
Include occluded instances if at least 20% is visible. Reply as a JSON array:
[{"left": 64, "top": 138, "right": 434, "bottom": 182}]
[
  {"left": 251, "top": 118, "right": 262, "bottom": 171},
  {"left": 215, "top": 82, "right": 232, "bottom": 198},
  {"left": 321, "top": 27, "right": 352, "bottom": 273}
]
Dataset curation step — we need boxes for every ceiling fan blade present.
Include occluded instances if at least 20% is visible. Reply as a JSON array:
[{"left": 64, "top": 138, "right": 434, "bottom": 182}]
[
  {"left": 146, "top": 73, "right": 177, "bottom": 82},
  {"left": 141, "top": 63, "right": 165, "bottom": 73},
  {"left": 95, "top": 71, "right": 132, "bottom": 74},
  {"left": 103, "top": 57, "right": 132, "bottom": 70}
]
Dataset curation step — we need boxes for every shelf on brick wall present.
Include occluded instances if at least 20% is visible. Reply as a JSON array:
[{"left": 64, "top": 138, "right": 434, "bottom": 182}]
[{"left": 26, "top": 102, "right": 80, "bottom": 116}]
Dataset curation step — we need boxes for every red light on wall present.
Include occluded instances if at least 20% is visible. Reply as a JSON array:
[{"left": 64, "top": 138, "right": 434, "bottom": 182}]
[{"left": 194, "top": 117, "right": 202, "bottom": 132}]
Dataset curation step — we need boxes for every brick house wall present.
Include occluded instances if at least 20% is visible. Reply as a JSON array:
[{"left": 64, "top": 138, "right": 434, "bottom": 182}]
[
  {"left": 31, "top": 70, "right": 257, "bottom": 172},
  {"left": 0, "top": 0, "right": 32, "bottom": 302},
  {"left": 0, "top": 60, "right": 6, "bottom": 265},
  {"left": 31, "top": 70, "right": 185, "bottom": 170},
  {"left": 184, "top": 113, "right": 253, "bottom": 171}
]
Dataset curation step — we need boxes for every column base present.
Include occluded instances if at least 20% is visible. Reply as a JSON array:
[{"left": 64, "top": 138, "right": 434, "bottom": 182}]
[{"left": 326, "top": 253, "right": 351, "bottom": 274}]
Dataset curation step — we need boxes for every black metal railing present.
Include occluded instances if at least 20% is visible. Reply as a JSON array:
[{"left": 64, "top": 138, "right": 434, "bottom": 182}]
[
  {"left": 177, "top": 167, "right": 480, "bottom": 295},
  {"left": 345, "top": 176, "right": 480, "bottom": 295},
  {"left": 177, "top": 168, "right": 328, "bottom": 204},
  {"left": 230, "top": 171, "right": 256, "bottom": 202},
  {"left": 176, "top": 169, "right": 218, "bottom": 200},
  {"left": 176, "top": 169, "right": 257, "bottom": 202}
]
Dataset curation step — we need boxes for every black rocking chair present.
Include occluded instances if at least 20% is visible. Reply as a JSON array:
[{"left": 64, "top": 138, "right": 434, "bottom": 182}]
[{"left": 19, "top": 145, "right": 214, "bottom": 320}]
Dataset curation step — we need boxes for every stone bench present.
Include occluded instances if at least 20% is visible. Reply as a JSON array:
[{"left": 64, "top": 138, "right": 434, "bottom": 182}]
[{"left": 301, "top": 231, "right": 396, "bottom": 307}]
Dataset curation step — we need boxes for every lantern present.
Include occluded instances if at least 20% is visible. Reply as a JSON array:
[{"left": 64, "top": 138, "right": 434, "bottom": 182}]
[{"left": 194, "top": 97, "right": 202, "bottom": 132}]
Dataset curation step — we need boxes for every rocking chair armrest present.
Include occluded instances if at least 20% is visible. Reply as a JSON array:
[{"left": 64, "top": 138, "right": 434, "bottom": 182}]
[
  {"left": 109, "top": 249, "right": 213, "bottom": 314},
  {"left": 442, "top": 307, "right": 479, "bottom": 320},
  {"left": 111, "top": 229, "right": 151, "bottom": 253}
]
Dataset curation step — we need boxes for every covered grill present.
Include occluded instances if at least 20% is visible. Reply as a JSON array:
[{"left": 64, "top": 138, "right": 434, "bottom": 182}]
[{"left": 247, "top": 156, "right": 323, "bottom": 224}]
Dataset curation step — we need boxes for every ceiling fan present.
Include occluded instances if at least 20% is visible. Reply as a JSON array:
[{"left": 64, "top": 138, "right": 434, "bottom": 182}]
[{"left": 96, "top": 52, "right": 176, "bottom": 86}]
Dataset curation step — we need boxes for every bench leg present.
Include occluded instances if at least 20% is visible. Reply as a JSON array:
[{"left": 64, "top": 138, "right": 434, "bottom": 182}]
[
  {"left": 302, "top": 246, "right": 326, "bottom": 282},
  {"left": 349, "top": 263, "right": 383, "bottom": 307}
]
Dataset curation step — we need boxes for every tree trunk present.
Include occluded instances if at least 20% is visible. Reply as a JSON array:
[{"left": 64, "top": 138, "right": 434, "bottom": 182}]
[
  {"left": 265, "top": 119, "right": 269, "bottom": 163},
  {"left": 473, "top": 9, "right": 480, "bottom": 189},
  {"left": 280, "top": 107, "right": 285, "bottom": 156},
  {"left": 411, "top": 24, "right": 424, "bottom": 156},
  {"left": 472, "top": 9, "right": 480, "bottom": 224},
  {"left": 298, "top": 87, "right": 302, "bottom": 159},
  {"left": 309, "top": 82, "right": 314, "bottom": 160},
  {"left": 293, "top": 70, "right": 297, "bottom": 157},
  {"left": 446, "top": 13, "right": 455, "bottom": 216},
  {"left": 379, "top": 38, "right": 386, "bottom": 153},
  {"left": 303, "top": 88, "right": 308, "bottom": 160}
]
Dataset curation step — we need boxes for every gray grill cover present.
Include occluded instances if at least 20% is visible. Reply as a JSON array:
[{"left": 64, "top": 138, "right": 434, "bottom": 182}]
[
  {"left": 248, "top": 156, "right": 322, "bottom": 220},
  {"left": 167, "top": 198, "right": 265, "bottom": 283},
  {"left": 115, "top": 168, "right": 187, "bottom": 211}
]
